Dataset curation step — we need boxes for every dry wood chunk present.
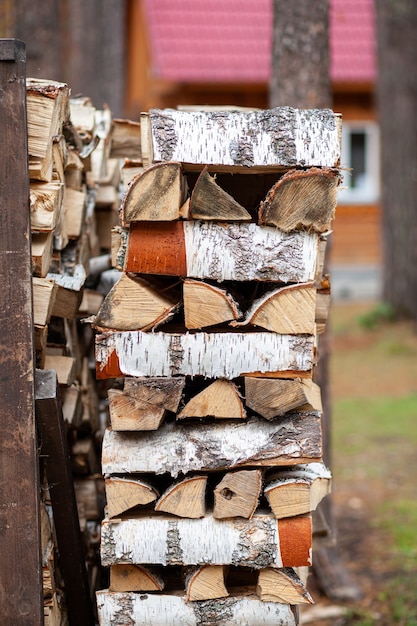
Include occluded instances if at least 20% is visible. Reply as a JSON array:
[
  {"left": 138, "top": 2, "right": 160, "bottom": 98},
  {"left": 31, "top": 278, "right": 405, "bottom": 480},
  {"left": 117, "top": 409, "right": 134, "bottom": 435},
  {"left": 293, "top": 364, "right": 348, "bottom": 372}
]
[
  {"left": 155, "top": 475, "right": 207, "bottom": 519},
  {"left": 109, "top": 564, "right": 164, "bottom": 592},
  {"left": 108, "top": 388, "right": 166, "bottom": 431},
  {"left": 244, "top": 377, "right": 322, "bottom": 420},
  {"left": 124, "top": 376, "right": 185, "bottom": 413},
  {"left": 32, "top": 277, "right": 57, "bottom": 327},
  {"left": 121, "top": 161, "right": 186, "bottom": 224},
  {"left": 177, "top": 380, "right": 246, "bottom": 420},
  {"left": 257, "top": 567, "right": 314, "bottom": 604},
  {"left": 93, "top": 272, "right": 181, "bottom": 332},
  {"left": 259, "top": 167, "right": 340, "bottom": 232},
  {"left": 185, "top": 565, "right": 228, "bottom": 602},
  {"left": 183, "top": 280, "right": 241, "bottom": 330},
  {"left": 30, "top": 181, "right": 64, "bottom": 232},
  {"left": 231, "top": 283, "right": 316, "bottom": 334},
  {"left": 105, "top": 476, "right": 159, "bottom": 519},
  {"left": 190, "top": 167, "right": 251, "bottom": 221},
  {"left": 213, "top": 470, "right": 262, "bottom": 519},
  {"left": 109, "top": 118, "right": 142, "bottom": 160},
  {"left": 264, "top": 462, "right": 331, "bottom": 519}
]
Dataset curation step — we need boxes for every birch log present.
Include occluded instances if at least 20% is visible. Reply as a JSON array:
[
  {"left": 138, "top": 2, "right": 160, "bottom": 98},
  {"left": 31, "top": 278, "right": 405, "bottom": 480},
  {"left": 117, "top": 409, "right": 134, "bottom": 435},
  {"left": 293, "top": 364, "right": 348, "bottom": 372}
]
[
  {"left": 92, "top": 273, "right": 181, "bottom": 332},
  {"left": 185, "top": 565, "right": 228, "bottom": 601},
  {"left": 109, "top": 564, "right": 164, "bottom": 592},
  {"left": 96, "top": 591, "right": 297, "bottom": 626},
  {"left": 144, "top": 107, "right": 341, "bottom": 169},
  {"left": 120, "top": 161, "right": 186, "bottom": 225},
  {"left": 95, "top": 330, "right": 315, "bottom": 379},
  {"left": 231, "top": 283, "right": 316, "bottom": 334},
  {"left": 177, "top": 380, "right": 246, "bottom": 420},
  {"left": 244, "top": 377, "right": 322, "bottom": 420},
  {"left": 183, "top": 280, "right": 241, "bottom": 329},
  {"left": 155, "top": 475, "right": 208, "bottom": 518},
  {"left": 124, "top": 220, "right": 319, "bottom": 283},
  {"left": 189, "top": 167, "right": 251, "bottom": 221},
  {"left": 101, "top": 415, "right": 322, "bottom": 477},
  {"left": 257, "top": 567, "right": 314, "bottom": 604},
  {"left": 258, "top": 167, "right": 340, "bottom": 232},
  {"left": 105, "top": 476, "right": 159, "bottom": 519},
  {"left": 213, "top": 470, "right": 262, "bottom": 519},
  {"left": 264, "top": 462, "right": 332, "bottom": 519},
  {"left": 100, "top": 512, "right": 312, "bottom": 568}
]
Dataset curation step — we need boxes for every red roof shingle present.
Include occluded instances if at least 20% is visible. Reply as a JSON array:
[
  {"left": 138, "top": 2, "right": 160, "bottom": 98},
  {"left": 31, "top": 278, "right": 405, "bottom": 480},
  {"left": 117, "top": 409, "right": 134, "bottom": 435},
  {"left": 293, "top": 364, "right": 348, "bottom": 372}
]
[{"left": 143, "top": 0, "right": 375, "bottom": 84}]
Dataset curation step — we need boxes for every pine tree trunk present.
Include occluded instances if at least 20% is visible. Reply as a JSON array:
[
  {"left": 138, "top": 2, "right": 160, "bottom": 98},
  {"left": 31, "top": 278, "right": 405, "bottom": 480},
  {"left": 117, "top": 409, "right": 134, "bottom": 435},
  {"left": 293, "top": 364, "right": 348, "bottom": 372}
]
[{"left": 376, "top": 0, "right": 417, "bottom": 319}]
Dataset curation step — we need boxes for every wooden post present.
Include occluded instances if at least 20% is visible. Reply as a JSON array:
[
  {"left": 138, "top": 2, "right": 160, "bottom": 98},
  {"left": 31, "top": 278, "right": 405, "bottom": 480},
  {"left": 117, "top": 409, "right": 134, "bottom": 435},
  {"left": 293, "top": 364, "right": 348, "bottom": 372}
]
[
  {"left": 0, "top": 39, "right": 43, "bottom": 623},
  {"left": 35, "top": 369, "right": 96, "bottom": 625}
]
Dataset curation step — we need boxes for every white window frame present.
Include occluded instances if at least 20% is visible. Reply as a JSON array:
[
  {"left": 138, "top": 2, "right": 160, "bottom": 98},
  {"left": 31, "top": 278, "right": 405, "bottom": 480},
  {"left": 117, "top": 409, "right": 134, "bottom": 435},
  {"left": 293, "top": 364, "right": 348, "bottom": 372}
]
[{"left": 338, "top": 121, "right": 380, "bottom": 205}]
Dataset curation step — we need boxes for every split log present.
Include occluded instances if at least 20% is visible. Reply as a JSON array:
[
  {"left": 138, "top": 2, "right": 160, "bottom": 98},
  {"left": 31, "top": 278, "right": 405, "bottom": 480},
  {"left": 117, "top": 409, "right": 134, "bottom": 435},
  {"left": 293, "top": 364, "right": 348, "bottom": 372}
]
[
  {"left": 95, "top": 330, "right": 315, "bottom": 380},
  {"left": 96, "top": 590, "right": 297, "bottom": 626},
  {"left": 109, "top": 118, "right": 142, "bottom": 160},
  {"left": 32, "top": 277, "right": 57, "bottom": 327},
  {"left": 30, "top": 181, "right": 64, "bottom": 232},
  {"left": 26, "top": 78, "right": 70, "bottom": 182},
  {"left": 144, "top": 107, "right": 341, "bottom": 169},
  {"left": 185, "top": 565, "right": 228, "bottom": 601},
  {"left": 92, "top": 273, "right": 181, "bottom": 332},
  {"left": 155, "top": 475, "right": 208, "bottom": 519},
  {"left": 109, "top": 377, "right": 185, "bottom": 430},
  {"left": 63, "top": 186, "right": 87, "bottom": 240},
  {"left": 177, "top": 380, "right": 246, "bottom": 420},
  {"left": 120, "top": 162, "right": 187, "bottom": 224},
  {"left": 105, "top": 476, "right": 159, "bottom": 519},
  {"left": 190, "top": 167, "right": 251, "bottom": 221},
  {"left": 244, "top": 377, "right": 322, "bottom": 420},
  {"left": 43, "top": 355, "right": 76, "bottom": 386},
  {"left": 316, "top": 284, "right": 331, "bottom": 335},
  {"left": 183, "top": 280, "right": 241, "bottom": 329},
  {"left": 101, "top": 512, "right": 312, "bottom": 568},
  {"left": 107, "top": 388, "right": 166, "bottom": 431},
  {"left": 258, "top": 167, "right": 340, "bottom": 232},
  {"left": 264, "top": 462, "right": 331, "bottom": 519},
  {"left": 32, "top": 231, "right": 54, "bottom": 277},
  {"left": 124, "top": 220, "right": 319, "bottom": 283},
  {"left": 110, "top": 564, "right": 164, "bottom": 593},
  {"left": 101, "top": 415, "right": 322, "bottom": 477},
  {"left": 47, "top": 264, "right": 86, "bottom": 320},
  {"left": 256, "top": 567, "right": 314, "bottom": 605},
  {"left": 213, "top": 470, "right": 262, "bottom": 519},
  {"left": 231, "top": 283, "right": 316, "bottom": 334}
]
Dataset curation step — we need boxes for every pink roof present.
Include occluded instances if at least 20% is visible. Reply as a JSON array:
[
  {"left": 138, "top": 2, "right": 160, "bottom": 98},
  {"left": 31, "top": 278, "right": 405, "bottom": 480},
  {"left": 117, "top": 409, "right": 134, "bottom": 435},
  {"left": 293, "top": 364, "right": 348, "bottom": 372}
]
[{"left": 143, "top": 0, "right": 376, "bottom": 84}]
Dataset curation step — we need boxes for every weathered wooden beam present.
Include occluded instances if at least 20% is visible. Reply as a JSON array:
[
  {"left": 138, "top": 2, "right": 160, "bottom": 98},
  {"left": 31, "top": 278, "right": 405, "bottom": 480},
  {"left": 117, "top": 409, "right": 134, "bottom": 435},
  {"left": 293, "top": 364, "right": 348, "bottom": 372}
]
[
  {"left": 0, "top": 38, "right": 43, "bottom": 624},
  {"left": 35, "top": 369, "right": 95, "bottom": 626}
]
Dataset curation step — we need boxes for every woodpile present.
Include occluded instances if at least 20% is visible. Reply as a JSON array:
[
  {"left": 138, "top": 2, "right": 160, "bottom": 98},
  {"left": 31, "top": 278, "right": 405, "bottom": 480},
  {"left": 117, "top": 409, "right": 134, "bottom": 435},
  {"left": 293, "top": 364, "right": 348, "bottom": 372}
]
[
  {"left": 26, "top": 78, "right": 127, "bottom": 622},
  {"left": 93, "top": 106, "right": 341, "bottom": 625}
]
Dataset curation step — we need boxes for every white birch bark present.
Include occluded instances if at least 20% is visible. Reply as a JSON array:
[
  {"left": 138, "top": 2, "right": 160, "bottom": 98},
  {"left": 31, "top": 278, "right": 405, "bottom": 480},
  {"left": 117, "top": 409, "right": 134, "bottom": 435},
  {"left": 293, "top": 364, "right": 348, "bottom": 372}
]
[
  {"left": 101, "top": 415, "right": 322, "bottom": 477},
  {"left": 101, "top": 513, "right": 283, "bottom": 568},
  {"left": 96, "top": 591, "right": 296, "bottom": 626},
  {"left": 184, "top": 221, "right": 319, "bottom": 283},
  {"left": 96, "top": 331, "right": 314, "bottom": 379},
  {"left": 148, "top": 107, "right": 341, "bottom": 168}
]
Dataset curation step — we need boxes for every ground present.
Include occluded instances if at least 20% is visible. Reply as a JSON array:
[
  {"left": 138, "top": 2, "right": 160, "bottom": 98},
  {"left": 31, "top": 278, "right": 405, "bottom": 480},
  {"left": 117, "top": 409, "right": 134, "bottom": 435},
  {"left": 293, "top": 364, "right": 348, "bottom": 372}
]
[{"left": 301, "top": 301, "right": 417, "bottom": 625}]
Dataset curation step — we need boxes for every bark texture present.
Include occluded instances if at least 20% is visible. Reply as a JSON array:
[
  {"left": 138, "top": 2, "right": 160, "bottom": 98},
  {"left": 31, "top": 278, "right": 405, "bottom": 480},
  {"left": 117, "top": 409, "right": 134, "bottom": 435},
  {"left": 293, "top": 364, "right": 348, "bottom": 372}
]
[{"left": 376, "top": 0, "right": 417, "bottom": 318}]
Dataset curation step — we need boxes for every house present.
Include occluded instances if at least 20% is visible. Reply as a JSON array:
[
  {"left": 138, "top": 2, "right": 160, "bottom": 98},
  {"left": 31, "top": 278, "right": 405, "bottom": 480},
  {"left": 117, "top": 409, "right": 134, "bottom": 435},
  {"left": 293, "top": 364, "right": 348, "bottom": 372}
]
[{"left": 125, "top": 0, "right": 381, "bottom": 298}]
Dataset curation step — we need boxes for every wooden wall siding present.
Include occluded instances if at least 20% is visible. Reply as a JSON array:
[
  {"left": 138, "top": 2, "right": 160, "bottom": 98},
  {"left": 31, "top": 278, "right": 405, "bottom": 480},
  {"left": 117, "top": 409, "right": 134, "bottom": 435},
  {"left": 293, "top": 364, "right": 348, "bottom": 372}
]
[
  {"left": 331, "top": 205, "right": 381, "bottom": 265},
  {"left": 0, "top": 39, "right": 43, "bottom": 624}
]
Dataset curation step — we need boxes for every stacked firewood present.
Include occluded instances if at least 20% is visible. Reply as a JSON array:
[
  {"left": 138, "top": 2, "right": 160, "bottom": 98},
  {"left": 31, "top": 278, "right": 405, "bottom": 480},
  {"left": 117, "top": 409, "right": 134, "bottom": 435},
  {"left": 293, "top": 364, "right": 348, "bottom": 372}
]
[
  {"left": 93, "top": 107, "right": 341, "bottom": 625},
  {"left": 26, "top": 78, "right": 125, "bottom": 621}
]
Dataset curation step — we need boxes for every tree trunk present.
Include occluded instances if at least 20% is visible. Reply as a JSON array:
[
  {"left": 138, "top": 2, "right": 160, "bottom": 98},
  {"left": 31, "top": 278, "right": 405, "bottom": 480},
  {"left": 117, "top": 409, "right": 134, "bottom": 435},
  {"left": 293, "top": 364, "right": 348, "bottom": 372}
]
[
  {"left": 270, "top": 0, "right": 362, "bottom": 602},
  {"left": 376, "top": 0, "right": 417, "bottom": 319}
]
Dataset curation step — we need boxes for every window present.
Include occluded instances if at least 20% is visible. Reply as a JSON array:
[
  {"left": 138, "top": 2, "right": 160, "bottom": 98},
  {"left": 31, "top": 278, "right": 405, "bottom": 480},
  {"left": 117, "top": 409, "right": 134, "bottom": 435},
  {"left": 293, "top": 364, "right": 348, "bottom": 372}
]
[{"left": 338, "top": 121, "right": 380, "bottom": 204}]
